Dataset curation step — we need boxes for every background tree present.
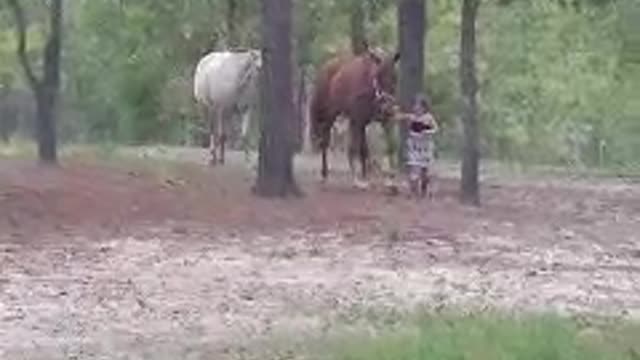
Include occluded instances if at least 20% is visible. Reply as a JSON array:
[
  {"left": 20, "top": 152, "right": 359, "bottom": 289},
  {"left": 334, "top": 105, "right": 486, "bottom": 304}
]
[
  {"left": 254, "top": 0, "right": 301, "bottom": 197},
  {"left": 350, "top": 1, "right": 367, "bottom": 54},
  {"left": 6, "top": 0, "right": 63, "bottom": 164},
  {"left": 459, "top": 0, "right": 481, "bottom": 205},
  {"left": 226, "top": 0, "right": 239, "bottom": 47},
  {"left": 397, "top": 0, "right": 427, "bottom": 170},
  {"left": 0, "top": 0, "right": 636, "bottom": 173}
]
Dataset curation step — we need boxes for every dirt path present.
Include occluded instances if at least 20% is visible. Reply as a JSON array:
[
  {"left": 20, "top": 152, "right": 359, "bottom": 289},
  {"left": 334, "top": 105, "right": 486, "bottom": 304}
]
[
  {"left": 2, "top": 223, "right": 639, "bottom": 359},
  {"left": 1, "top": 148, "right": 639, "bottom": 359}
]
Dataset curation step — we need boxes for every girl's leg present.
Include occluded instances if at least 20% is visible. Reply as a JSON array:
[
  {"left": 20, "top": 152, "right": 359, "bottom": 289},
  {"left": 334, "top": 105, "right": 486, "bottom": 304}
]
[
  {"left": 408, "top": 165, "right": 420, "bottom": 198},
  {"left": 420, "top": 166, "right": 432, "bottom": 199}
]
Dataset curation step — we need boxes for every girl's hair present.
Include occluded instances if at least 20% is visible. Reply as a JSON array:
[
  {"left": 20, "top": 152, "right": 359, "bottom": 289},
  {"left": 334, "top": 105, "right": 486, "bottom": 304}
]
[{"left": 414, "top": 94, "right": 432, "bottom": 112}]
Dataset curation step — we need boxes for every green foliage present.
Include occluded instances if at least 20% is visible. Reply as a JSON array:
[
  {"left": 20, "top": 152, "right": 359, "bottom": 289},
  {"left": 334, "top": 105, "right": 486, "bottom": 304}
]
[
  {"left": 0, "top": 3, "right": 47, "bottom": 89},
  {"left": 1, "top": 0, "right": 637, "bottom": 169},
  {"left": 478, "top": 1, "right": 627, "bottom": 167}
]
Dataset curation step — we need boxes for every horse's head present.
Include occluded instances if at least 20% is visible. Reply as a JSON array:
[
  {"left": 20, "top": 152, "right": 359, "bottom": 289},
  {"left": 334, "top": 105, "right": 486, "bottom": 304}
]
[
  {"left": 372, "top": 51, "right": 400, "bottom": 99},
  {"left": 368, "top": 50, "right": 400, "bottom": 124}
]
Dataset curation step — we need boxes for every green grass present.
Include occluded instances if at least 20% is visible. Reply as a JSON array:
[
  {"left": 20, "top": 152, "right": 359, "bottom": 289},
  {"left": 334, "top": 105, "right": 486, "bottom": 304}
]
[
  {"left": 312, "top": 312, "right": 640, "bottom": 360},
  {"left": 3, "top": 140, "right": 638, "bottom": 184},
  {"left": 0, "top": 137, "right": 36, "bottom": 159}
]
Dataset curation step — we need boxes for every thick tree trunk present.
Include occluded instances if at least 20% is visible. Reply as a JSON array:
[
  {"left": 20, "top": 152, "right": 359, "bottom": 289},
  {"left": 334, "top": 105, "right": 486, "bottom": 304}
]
[
  {"left": 39, "top": 0, "right": 63, "bottom": 163},
  {"left": 460, "top": 0, "right": 481, "bottom": 205},
  {"left": 350, "top": 2, "right": 367, "bottom": 55},
  {"left": 254, "top": 0, "right": 301, "bottom": 197},
  {"left": 397, "top": 0, "right": 426, "bottom": 171},
  {"left": 35, "top": 90, "right": 58, "bottom": 162}
]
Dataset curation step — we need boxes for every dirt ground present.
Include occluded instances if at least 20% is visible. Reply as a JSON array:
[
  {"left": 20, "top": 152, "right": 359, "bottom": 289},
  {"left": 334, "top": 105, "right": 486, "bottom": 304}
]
[{"left": 1, "top": 147, "right": 639, "bottom": 359}]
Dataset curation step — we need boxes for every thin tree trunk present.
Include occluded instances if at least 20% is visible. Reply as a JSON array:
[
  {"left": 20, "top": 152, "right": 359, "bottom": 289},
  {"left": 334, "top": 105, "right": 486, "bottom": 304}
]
[
  {"left": 460, "top": 0, "right": 481, "bottom": 205},
  {"left": 397, "top": 0, "right": 426, "bottom": 171},
  {"left": 254, "top": 0, "right": 301, "bottom": 197},
  {"left": 350, "top": 1, "right": 367, "bottom": 55},
  {"left": 227, "top": 0, "right": 238, "bottom": 47},
  {"left": 7, "top": 0, "right": 63, "bottom": 164},
  {"left": 294, "top": 66, "right": 307, "bottom": 153},
  {"left": 0, "top": 86, "right": 12, "bottom": 143}
]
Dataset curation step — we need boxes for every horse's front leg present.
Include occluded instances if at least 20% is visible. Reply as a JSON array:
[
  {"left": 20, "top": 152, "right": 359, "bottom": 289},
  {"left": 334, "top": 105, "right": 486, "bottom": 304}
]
[
  {"left": 381, "top": 120, "right": 399, "bottom": 190},
  {"left": 218, "top": 107, "right": 226, "bottom": 165},
  {"left": 347, "top": 122, "right": 358, "bottom": 182},
  {"left": 359, "top": 126, "right": 370, "bottom": 183},
  {"left": 321, "top": 147, "right": 328, "bottom": 181},
  {"left": 240, "top": 109, "right": 252, "bottom": 163},
  {"left": 320, "top": 122, "right": 331, "bottom": 183},
  {"left": 349, "top": 121, "right": 369, "bottom": 190},
  {"left": 205, "top": 105, "right": 218, "bottom": 166},
  {"left": 381, "top": 120, "right": 397, "bottom": 172}
]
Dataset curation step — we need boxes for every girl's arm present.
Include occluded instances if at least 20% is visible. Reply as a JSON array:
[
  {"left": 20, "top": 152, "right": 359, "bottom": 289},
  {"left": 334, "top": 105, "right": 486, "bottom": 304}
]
[
  {"left": 427, "top": 113, "right": 439, "bottom": 132},
  {"left": 422, "top": 113, "right": 439, "bottom": 135},
  {"left": 392, "top": 109, "right": 413, "bottom": 123}
]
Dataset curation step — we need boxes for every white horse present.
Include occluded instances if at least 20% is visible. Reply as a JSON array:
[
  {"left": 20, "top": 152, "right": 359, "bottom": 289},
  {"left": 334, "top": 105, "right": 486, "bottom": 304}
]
[{"left": 193, "top": 49, "right": 262, "bottom": 165}]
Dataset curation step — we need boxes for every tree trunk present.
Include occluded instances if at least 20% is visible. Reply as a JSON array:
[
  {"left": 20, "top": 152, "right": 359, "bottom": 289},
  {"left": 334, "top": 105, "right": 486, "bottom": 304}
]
[
  {"left": 0, "top": 86, "right": 12, "bottom": 143},
  {"left": 227, "top": 0, "right": 238, "bottom": 47},
  {"left": 35, "top": 89, "right": 58, "bottom": 162},
  {"left": 254, "top": 0, "right": 301, "bottom": 197},
  {"left": 7, "top": 0, "right": 63, "bottom": 164},
  {"left": 350, "top": 1, "right": 367, "bottom": 55},
  {"left": 397, "top": 0, "right": 426, "bottom": 171},
  {"left": 39, "top": 0, "right": 63, "bottom": 163},
  {"left": 294, "top": 66, "right": 307, "bottom": 153},
  {"left": 460, "top": 0, "right": 481, "bottom": 206}
]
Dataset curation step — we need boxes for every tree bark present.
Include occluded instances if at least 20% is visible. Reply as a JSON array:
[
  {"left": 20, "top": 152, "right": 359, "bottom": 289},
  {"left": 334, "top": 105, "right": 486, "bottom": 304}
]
[
  {"left": 460, "top": 0, "right": 481, "bottom": 206},
  {"left": 254, "top": 0, "right": 301, "bottom": 197},
  {"left": 397, "top": 0, "right": 426, "bottom": 171},
  {"left": 227, "top": 0, "right": 238, "bottom": 47},
  {"left": 7, "top": 0, "right": 63, "bottom": 164},
  {"left": 293, "top": 66, "right": 307, "bottom": 153},
  {"left": 350, "top": 1, "right": 367, "bottom": 55}
]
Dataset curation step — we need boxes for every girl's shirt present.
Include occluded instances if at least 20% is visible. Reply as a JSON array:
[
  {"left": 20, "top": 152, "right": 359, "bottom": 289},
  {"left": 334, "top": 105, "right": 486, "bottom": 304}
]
[{"left": 394, "top": 112, "right": 437, "bottom": 167}]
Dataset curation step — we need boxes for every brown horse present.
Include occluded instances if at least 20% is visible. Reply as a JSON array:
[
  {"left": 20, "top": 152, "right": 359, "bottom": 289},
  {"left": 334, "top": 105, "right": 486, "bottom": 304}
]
[{"left": 309, "top": 48, "right": 399, "bottom": 188}]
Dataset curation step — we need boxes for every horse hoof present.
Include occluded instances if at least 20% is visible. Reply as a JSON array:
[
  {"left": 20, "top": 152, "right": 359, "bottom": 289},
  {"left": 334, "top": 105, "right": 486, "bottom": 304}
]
[
  {"left": 385, "top": 184, "right": 399, "bottom": 196},
  {"left": 353, "top": 179, "right": 370, "bottom": 190},
  {"left": 383, "top": 177, "right": 395, "bottom": 188}
]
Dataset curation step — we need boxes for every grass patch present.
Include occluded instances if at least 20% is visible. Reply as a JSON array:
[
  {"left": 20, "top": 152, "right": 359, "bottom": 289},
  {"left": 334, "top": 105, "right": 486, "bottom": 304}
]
[
  {"left": 65, "top": 145, "right": 209, "bottom": 185},
  {"left": 435, "top": 157, "right": 640, "bottom": 184},
  {"left": 0, "top": 142, "right": 209, "bottom": 187},
  {"left": 0, "top": 138, "right": 36, "bottom": 159},
  {"left": 313, "top": 312, "right": 640, "bottom": 360}
]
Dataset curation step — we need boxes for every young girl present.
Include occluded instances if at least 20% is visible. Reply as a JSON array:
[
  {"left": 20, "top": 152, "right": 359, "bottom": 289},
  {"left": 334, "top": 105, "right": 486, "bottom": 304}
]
[{"left": 394, "top": 94, "right": 439, "bottom": 199}]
